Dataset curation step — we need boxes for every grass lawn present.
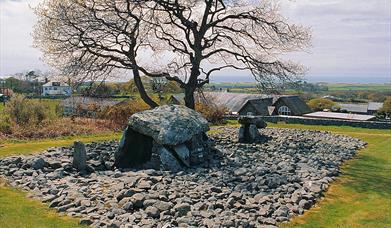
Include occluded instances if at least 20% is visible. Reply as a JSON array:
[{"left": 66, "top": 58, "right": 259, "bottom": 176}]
[
  {"left": 266, "top": 123, "right": 391, "bottom": 228},
  {"left": 0, "top": 132, "right": 122, "bottom": 228},
  {"left": 0, "top": 132, "right": 122, "bottom": 158},
  {"left": 0, "top": 179, "right": 87, "bottom": 228},
  {"left": 0, "top": 123, "right": 390, "bottom": 227}
]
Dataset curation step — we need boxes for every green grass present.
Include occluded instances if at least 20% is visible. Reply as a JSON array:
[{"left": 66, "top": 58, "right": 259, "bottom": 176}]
[
  {"left": 0, "top": 132, "right": 122, "bottom": 227},
  {"left": 1, "top": 122, "right": 390, "bottom": 227},
  {"left": 0, "top": 182, "right": 87, "bottom": 228},
  {"left": 326, "top": 83, "right": 391, "bottom": 92},
  {"left": 266, "top": 123, "right": 391, "bottom": 228},
  {"left": 0, "top": 132, "right": 122, "bottom": 158}
]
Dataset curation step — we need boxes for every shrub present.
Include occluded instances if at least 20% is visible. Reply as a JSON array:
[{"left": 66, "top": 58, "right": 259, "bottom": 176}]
[
  {"left": 195, "top": 102, "right": 227, "bottom": 124},
  {"left": 379, "top": 96, "right": 391, "bottom": 116},
  {"left": 99, "top": 99, "right": 150, "bottom": 127},
  {"left": 307, "top": 98, "right": 337, "bottom": 111},
  {"left": 4, "top": 94, "right": 58, "bottom": 126},
  {"left": 0, "top": 115, "right": 11, "bottom": 134}
]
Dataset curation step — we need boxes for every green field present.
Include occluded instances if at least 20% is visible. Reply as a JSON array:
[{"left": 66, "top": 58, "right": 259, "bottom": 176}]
[
  {"left": 269, "top": 123, "right": 391, "bottom": 228},
  {"left": 208, "top": 82, "right": 391, "bottom": 93},
  {"left": 324, "top": 83, "right": 391, "bottom": 92},
  {"left": 0, "top": 123, "right": 390, "bottom": 227}
]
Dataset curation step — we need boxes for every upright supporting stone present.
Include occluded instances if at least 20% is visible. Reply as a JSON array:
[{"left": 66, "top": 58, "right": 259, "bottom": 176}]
[
  {"left": 73, "top": 141, "right": 87, "bottom": 172},
  {"left": 238, "top": 116, "right": 267, "bottom": 143}
]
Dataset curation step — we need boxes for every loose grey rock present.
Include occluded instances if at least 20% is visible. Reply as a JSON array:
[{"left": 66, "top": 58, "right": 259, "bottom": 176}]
[{"left": 31, "top": 158, "right": 45, "bottom": 170}]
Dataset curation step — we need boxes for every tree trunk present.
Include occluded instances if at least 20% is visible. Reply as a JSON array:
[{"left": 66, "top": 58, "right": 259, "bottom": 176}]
[
  {"left": 184, "top": 86, "right": 196, "bottom": 109},
  {"left": 132, "top": 68, "right": 158, "bottom": 108}
]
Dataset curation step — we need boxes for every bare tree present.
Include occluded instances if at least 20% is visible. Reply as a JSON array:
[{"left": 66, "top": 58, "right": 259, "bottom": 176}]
[
  {"left": 34, "top": 0, "right": 310, "bottom": 109},
  {"left": 34, "top": 0, "right": 161, "bottom": 107}
]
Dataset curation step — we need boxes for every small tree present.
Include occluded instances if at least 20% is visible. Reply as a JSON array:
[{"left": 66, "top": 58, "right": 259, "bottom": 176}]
[
  {"left": 379, "top": 96, "right": 391, "bottom": 117},
  {"left": 34, "top": 0, "right": 310, "bottom": 109},
  {"left": 307, "top": 98, "right": 337, "bottom": 111}
]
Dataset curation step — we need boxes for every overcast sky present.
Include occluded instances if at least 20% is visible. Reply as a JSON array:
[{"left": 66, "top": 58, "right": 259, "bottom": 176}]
[{"left": 0, "top": 0, "right": 390, "bottom": 82}]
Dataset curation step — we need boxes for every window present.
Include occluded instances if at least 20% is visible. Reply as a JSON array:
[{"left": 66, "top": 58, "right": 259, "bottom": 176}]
[{"left": 278, "top": 106, "right": 291, "bottom": 115}]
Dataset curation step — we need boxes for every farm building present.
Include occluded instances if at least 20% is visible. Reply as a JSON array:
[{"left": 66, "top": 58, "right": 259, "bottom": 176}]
[
  {"left": 273, "top": 96, "right": 312, "bottom": 116},
  {"left": 60, "top": 96, "right": 123, "bottom": 116},
  {"left": 338, "top": 102, "right": 383, "bottom": 115},
  {"left": 168, "top": 92, "right": 311, "bottom": 116},
  {"left": 42, "top": 81, "right": 72, "bottom": 96}
]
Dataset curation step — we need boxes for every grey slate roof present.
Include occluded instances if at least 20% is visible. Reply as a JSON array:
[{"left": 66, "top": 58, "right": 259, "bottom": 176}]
[
  {"left": 339, "top": 103, "right": 369, "bottom": 114},
  {"left": 275, "top": 96, "right": 312, "bottom": 115},
  {"left": 203, "top": 92, "right": 270, "bottom": 113},
  {"left": 368, "top": 102, "right": 383, "bottom": 111},
  {"left": 238, "top": 98, "right": 273, "bottom": 115}
]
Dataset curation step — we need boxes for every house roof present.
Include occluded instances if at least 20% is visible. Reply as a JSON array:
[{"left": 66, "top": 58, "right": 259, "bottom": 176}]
[
  {"left": 170, "top": 93, "right": 185, "bottom": 104},
  {"left": 339, "top": 103, "right": 368, "bottom": 113},
  {"left": 275, "top": 96, "right": 312, "bottom": 115},
  {"left": 60, "top": 96, "right": 122, "bottom": 109},
  {"left": 43, "top": 81, "right": 70, "bottom": 87},
  {"left": 368, "top": 102, "right": 383, "bottom": 111},
  {"left": 304, "top": 111, "right": 375, "bottom": 121},
  {"left": 203, "top": 92, "right": 271, "bottom": 113},
  {"left": 238, "top": 98, "right": 273, "bottom": 115}
]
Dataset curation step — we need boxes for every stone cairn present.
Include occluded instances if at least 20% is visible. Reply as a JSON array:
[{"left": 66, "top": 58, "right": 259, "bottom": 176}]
[
  {"left": 114, "top": 105, "right": 212, "bottom": 172},
  {"left": 238, "top": 115, "right": 267, "bottom": 143}
]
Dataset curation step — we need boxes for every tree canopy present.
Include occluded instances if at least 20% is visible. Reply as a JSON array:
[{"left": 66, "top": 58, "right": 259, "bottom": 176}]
[{"left": 34, "top": 0, "right": 311, "bottom": 108}]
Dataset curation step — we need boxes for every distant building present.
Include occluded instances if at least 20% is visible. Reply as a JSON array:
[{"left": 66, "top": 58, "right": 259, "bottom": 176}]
[
  {"left": 304, "top": 112, "right": 376, "bottom": 121},
  {"left": 60, "top": 96, "right": 123, "bottom": 116},
  {"left": 42, "top": 81, "right": 72, "bottom": 96},
  {"left": 168, "top": 92, "right": 312, "bottom": 116},
  {"left": 339, "top": 102, "right": 383, "bottom": 115},
  {"left": 367, "top": 102, "right": 383, "bottom": 115},
  {"left": 0, "top": 88, "right": 13, "bottom": 97}
]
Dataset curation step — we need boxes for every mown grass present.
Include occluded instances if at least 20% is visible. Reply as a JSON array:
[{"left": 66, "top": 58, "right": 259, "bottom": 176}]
[
  {"left": 0, "top": 132, "right": 122, "bottom": 227},
  {"left": 0, "top": 132, "right": 122, "bottom": 158},
  {"left": 267, "top": 123, "right": 391, "bottom": 228},
  {"left": 0, "top": 122, "right": 390, "bottom": 227},
  {"left": 0, "top": 179, "right": 87, "bottom": 228}
]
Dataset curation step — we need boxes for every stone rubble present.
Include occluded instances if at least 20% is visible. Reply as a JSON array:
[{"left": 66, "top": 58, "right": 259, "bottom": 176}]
[{"left": 0, "top": 127, "right": 365, "bottom": 227}]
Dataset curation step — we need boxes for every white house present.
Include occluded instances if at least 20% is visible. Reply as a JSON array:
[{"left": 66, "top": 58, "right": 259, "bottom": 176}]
[{"left": 42, "top": 81, "right": 72, "bottom": 96}]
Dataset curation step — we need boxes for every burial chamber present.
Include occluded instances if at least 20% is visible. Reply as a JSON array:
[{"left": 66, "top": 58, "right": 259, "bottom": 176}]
[{"left": 114, "top": 105, "right": 211, "bottom": 171}]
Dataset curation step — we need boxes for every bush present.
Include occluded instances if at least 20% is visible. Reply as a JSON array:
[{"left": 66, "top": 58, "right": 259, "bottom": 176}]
[
  {"left": 195, "top": 102, "right": 227, "bottom": 124},
  {"left": 379, "top": 96, "right": 391, "bottom": 116},
  {"left": 4, "top": 94, "right": 58, "bottom": 126},
  {"left": 99, "top": 99, "right": 150, "bottom": 127},
  {"left": 307, "top": 98, "right": 337, "bottom": 111},
  {"left": 0, "top": 115, "right": 11, "bottom": 134}
]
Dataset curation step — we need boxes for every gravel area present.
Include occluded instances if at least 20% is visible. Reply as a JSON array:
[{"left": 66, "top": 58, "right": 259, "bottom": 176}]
[{"left": 0, "top": 127, "right": 365, "bottom": 227}]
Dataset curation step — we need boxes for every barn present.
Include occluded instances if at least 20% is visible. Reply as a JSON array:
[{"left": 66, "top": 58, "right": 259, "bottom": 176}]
[{"left": 168, "top": 92, "right": 312, "bottom": 116}]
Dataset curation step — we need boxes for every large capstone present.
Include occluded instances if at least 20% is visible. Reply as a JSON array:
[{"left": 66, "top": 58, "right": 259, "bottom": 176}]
[{"left": 115, "top": 105, "right": 211, "bottom": 171}]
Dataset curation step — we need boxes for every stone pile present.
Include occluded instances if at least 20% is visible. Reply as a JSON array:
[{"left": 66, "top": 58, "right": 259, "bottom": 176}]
[
  {"left": 0, "top": 127, "right": 365, "bottom": 227},
  {"left": 238, "top": 116, "right": 267, "bottom": 143},
  {"left": 115, "top": 105, "right": 212, "bottom": 172}
]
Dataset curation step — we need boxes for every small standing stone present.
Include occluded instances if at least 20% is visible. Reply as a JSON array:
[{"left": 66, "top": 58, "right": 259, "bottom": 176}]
[{"left": 73, "top": 141, "right": 87, "bottom": 172}]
